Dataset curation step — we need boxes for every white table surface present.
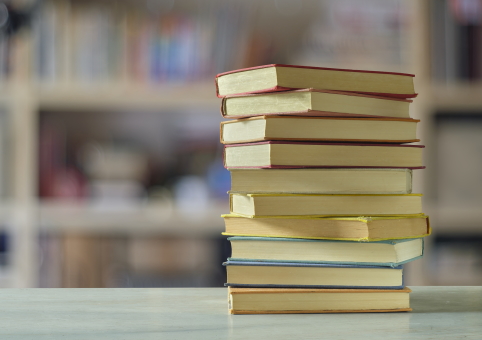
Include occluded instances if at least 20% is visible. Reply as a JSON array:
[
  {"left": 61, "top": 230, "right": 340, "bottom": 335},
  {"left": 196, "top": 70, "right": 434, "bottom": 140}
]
[{"left": 0, "top": 287, "right": 480, "bottom": 339}]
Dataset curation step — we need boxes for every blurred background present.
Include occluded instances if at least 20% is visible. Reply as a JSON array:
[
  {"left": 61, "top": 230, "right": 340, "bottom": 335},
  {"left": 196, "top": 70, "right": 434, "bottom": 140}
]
[{"left": 0, "top": 0, "right": 479, "bottom": 287}]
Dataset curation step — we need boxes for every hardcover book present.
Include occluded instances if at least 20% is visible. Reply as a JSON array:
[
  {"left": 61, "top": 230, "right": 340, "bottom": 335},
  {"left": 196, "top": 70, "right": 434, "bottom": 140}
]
[
  {"left": 228, "top": 287, "right": 412, "bottom": 314},
  {"left": 229, "top": 193, "right": 423, "bottom": 217},
  {"left": 222, "top": 214, "right": 430, "bottom": 241},
  {"left": 224, "top": 261, "right": 404, "bottom": 289},
  {"left": 220, "top": 89, "right": 412, "bottom": 119},
  {"left": 221, "top": 116, "right": 419, "bottom": 144},
  {"left": 229, "top": 168, "right": 413, "bottom": 194},
  {"left": 224, "top": 141, "right": 424, "bottom": 169},
  {"left": 215, "top": 64, "right": 417, "bottom": 98},
  {"left": 228, "top": 237, "right": 424, "bottom": 267}
]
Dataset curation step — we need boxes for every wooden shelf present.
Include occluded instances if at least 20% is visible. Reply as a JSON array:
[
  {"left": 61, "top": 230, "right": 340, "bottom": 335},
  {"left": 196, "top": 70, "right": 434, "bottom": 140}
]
[
  {"left": 39, "top": 199, "right": 228, "bottom": 236},
  {"left": 36, "top": 82, "right": 219, "bottom": 111},
  {"left": 428, "top": 83, "right": 482, "bottom": 111},
  {"left": 0, "top": 81, "right": 219, "bottom": 111},
  {"left": 0, "top": 202, "right": 14, "bottom": 221},
  {"left": 426, "top": 205, "right": 482, "bottom": 234}
]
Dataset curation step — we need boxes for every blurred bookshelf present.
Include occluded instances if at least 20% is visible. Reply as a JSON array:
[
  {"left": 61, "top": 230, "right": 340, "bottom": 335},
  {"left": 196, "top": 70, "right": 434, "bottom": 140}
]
[
  {"left": 39, "top": 199, "right": 226, "bottom": 235},
  {"left": 0, "top": 0, "right": 480, "bottom": 287}
]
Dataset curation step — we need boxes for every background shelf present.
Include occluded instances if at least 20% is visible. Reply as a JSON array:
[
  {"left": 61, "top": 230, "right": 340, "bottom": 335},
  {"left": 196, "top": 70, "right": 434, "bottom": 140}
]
[
  {"left": 0, "top": 0, "right": 480, "bottom": 287},
  {"left": 39, "top": 199, "right": 227, "bottom": 235},
  {"left": 36, "top": 82, "right": 219, "bottom": 111}
]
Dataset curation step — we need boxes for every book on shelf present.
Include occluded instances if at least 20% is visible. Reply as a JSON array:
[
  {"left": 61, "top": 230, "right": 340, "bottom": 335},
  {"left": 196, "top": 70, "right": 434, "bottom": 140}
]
[
  {"left": 228, "top": 237, "right": 424, "bottom": 267},
  {"left": 224, "top": 141, "right": 424, "bottom": 169},
  {"left": 229, "top": 193, "right": 423, "bottom": 217},
  {"left": 32, "top": 0, "right": 262, "bottom": 84},
  {"left": 228, "top": 287, "right": 412, "bottom": 314},
  {"left": 221, "top": 116, "right": 419, "bottom": 144},
  {"left": 224, "top": 261, "right": 404, "bottom": 289},
  {"left": 222, "top": 214, "right": 430, "bottom": 241},
  {"left": 215, "top": 64, "right": 417, "bottom": 98},
  {"left": 229, "top": 168, "right": 413, "bottom": 194},
  {"left": 220, "top": 89, "right": 412, "bottom": 119}
]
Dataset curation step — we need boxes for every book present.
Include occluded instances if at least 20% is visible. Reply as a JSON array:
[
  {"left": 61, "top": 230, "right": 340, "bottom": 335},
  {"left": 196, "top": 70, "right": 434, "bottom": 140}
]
[
  {"left": 224, "top": 141, "right": 424, "bottom": 169},
  {"left": 220, "top": 89, "right": 412, "bottom": 119},
  {"left": 222, "top": 214, "right": 431, "bottom": 241},
  {"left": 224, "top": 261, "right": 404, "bottom": 289},
  {"left": 229, "top": 168, "right": 413, "bottom": 194},
  {"left": 215, "top": 64, "right": 417, "bottom": 98},
  {"left": 228, "top": 287, "right": 412, "bottom": 314},
  {"left": 228, "top": 237, "right": 424, "bottom": 267},
  {"left": 230, "top": 193, "right": 423, "bottom": 217},
  {"left": 221, "top": 116, "right": 419, "bottom": 144}
]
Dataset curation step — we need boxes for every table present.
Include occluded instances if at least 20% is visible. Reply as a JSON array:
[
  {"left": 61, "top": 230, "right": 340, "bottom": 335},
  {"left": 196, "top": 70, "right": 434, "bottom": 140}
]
[{"left": 0, "top": 287, "right": 480, "bottom": 339}]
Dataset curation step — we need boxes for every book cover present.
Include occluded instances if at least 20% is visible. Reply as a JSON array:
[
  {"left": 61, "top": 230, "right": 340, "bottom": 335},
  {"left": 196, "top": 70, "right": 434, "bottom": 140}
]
[
  {"left": 224, "top": 141, "right": 425, "bottom": 169},
  {"left": 215, "top": 64, "right": 417, "bottom": 98},
  {"left": 229, "top": 193, "right": 424, "bottom": 217},
  {"left": 221, "top": 115, "right": 420, "bottom": 144},
  {"left": 228, "top": 287, "right": 412, "bottom": 314},
  {"left": 220, "top": 88, "right": 413, "bottom": 119},
  {"left": 227, "top": 236, "right": 424, "bottom": 267},
  {"left": 224, "top": 260, "right": 405, "bottom": 289},
  {"left": 228, "top": 168, "right": 414, "bottom": 194},
  {"left": 222, "top": 213, "right": 431, "bottom": 241}
]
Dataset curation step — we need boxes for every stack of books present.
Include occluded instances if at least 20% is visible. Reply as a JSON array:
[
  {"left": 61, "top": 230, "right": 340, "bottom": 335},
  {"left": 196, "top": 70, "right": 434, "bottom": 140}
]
[{"left": 215, "top": 64, "right": 429, "bottom": 315}]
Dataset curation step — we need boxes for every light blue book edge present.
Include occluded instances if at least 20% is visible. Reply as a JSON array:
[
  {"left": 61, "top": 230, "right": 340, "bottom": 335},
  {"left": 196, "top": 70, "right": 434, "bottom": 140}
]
[
  {"left": 227, "top": 236, "right": 419, "bottom": 244},
  {"left": 224, "top": 261, "right": 405, "bottom": 289},
  {"left": 227, "top": 255, "right": 423, "bottom": 268},
  {"left": 227, "top": 237, "right": 424, "bottom": 268},
  {"left": 224, "top": 283, "right": 406, "bottom": 290}
]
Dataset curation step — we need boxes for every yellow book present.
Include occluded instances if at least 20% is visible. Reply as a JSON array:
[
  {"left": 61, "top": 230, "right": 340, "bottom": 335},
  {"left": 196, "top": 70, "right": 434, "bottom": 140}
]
[
  {"left": 229, "top": 193, "right": 424, "bottom": 217},
  {"left": 222, "top": 214, "right": 430, "bottom": 241},
  {"left": 228, "top": 168, "right": 413, "bottom": 194}
]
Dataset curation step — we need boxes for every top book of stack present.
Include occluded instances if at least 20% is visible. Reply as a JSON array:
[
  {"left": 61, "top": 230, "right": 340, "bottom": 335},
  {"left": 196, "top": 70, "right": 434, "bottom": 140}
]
[{"left": 215, "top": 64, "right": 417, "bottom": 99}]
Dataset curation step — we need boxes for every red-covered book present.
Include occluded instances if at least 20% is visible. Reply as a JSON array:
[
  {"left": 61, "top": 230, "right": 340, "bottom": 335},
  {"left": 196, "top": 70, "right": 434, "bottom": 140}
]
[
  {"left": 220, "top": 116, "right": 420, "bottom": 145},
  {"left": 224, "top": 141, "right": 424, "bottom": 169},
  {"left": 220, "top": 89, "right": 412, "bottom": 120},
  {"left": 215, "top": 64, "right": 417, "bottom": 99}
]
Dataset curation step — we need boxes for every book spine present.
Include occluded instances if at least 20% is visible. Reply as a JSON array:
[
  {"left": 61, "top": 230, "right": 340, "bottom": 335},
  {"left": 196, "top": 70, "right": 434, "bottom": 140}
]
[{"left": 33, "top": 1, "right": 264, "bottom": 85}]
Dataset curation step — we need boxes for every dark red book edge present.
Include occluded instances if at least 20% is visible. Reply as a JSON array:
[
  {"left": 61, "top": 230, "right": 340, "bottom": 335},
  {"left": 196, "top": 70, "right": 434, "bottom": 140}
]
[
  {"left": 215, "top": 64, "right": 418, "bottom": 99},
  {"left": 220, "top": 88, "right": 414, "bottom": 119},
  {"left": 223, "top": 141, "right": 425, "bottom": 170},
  {"left": 225, "top": 165, "right": 426, "bottom": 170}
]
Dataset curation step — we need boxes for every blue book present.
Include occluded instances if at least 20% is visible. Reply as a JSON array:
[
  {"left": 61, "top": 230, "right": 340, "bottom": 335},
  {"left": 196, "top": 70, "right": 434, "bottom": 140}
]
[
  {"left": 228, "top": 236, "right": 424, "bottom": 268},
  {"left": 224, "top": 261, "right": 404, "bottom": 289}
]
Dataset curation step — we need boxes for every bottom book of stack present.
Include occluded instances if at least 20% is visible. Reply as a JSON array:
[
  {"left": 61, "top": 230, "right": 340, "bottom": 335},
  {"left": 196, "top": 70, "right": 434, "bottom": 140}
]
[{"left": 228, "top": 287, "right": 412, "bottom": 314}]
